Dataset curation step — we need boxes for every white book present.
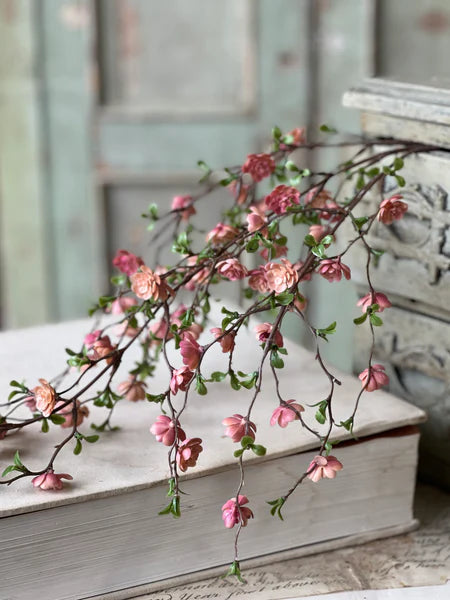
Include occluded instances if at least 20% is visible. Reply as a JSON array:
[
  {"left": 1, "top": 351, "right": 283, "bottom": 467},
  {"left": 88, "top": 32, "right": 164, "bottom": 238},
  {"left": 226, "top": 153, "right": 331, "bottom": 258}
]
[{"left": 0, "top": 315, "right": 425, "bottom": 600}]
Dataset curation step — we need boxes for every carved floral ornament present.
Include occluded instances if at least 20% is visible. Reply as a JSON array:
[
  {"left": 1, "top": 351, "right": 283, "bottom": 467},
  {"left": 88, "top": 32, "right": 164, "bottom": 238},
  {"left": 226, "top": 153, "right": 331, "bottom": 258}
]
[{"left": 1, "top": 127, "right": 449, "bottom": 579}]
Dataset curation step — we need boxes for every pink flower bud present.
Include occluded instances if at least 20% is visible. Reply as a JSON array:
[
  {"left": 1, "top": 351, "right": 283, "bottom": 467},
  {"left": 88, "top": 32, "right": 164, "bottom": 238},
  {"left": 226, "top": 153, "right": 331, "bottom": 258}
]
[
  {"left": 304, "top": 187, "right": 333, "bottom": 209},
  {"left": 33, "top": 379, "right": 56, "bottom": 417},
  {"left": 270, "top": 399, "right": 304, "bottom": 427},
  {"left": 206, "top": 223, "right": 239, "bottom": 245},
  {"left": 222, "top": 414, "right": 256, "bottom": 443},
  {"left": 357, "top": 291, "right": 392, "bottom": 313},
  {"left": 265, "top": 184, "right": 300, "bottom": 215},
  {"left": 170, "top": 367, "right": 194, "bottom": 395},
  {"left": 112, "top": 249, "right": 144, "bottom": 276},
  {"left": 32, "top": 469, "right": 73, "bottom": 491},
  {"left": 171, "top": 195, "right": 196, "bottom": 220},
  {"left": 242, "top": 153, "right": 275, "bottom": 182},
  {"left": 84, "top": 329, "right": 101, "bottom": 349},
  {"left": 179, "top": 332, "right": 202, "bottom": 371},
  {"left": 308, "top": 224, "right": 332, "bottom": 244},
  {"left": 54, "top": 400, "right": 89, "bottom": 428},
  {"left": 89, "top": 336, "right": 117, "bottom": 364},
  {"left": 117, "top": 377, "right": 147, "bottom": 402},
  {"left": 317, "top": 258, "right": 351, "bottom": 283},
  {"left": 307, "top": 455, "right": 343, "bottom": 482},
  {"left": 210, "top": 327, "right": 236, "bottom": 353},
  {"left": 246, "top": 206, "right": 267, "bottom": 233},
  {"left": 280, "top": 127, "right": 306, "bottom": 148},
  {"left": 358, "top": 364, "right": 389, "bottom": 392},
  {"left": 222, "top": 495, "right": 254, "bottom": 528},
  {"left": 176, "top": 437, "right": 203, "bottom": 472},
  {"left": 254, "top": 322, "right": 284, "bottom": 348},
  {"left": 216, "top": 258, "right": 248, "bottom": 281},
  {"left": 377, "top": 194, "right": 408, "bottom": 225},
  {"left": 150, "top": 415, "right": 186, "bottom": 446}
]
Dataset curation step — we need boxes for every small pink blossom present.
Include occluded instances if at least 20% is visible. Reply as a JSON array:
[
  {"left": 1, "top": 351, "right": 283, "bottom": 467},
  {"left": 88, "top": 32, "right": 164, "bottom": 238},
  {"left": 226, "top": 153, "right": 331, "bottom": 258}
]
[
  {"left": 228, "top": 180, "right": 250, "bottom": 205},
  {"left": 109, "top": 296, "right": 137, "bottom": 315},
  {"left": 130, "top": 266, "right": 172, "bottom": 301},
  {"left": 222, "top": 414, "right": 256, "bottom": 443},
  {"left": 242, "top": 153, "right": 276, "bottom": 182},
  {"left": 84, "top": 329, "right": 101, "bottom": 349},
  {"left": 89, "top": 335, "right": 117, "bottom": 364},
  {"left": 172, "top": 195, "right": 196, "bottom": 220},
  {"left": 264, "top": 258, "right": 298, "bottom": 293},
  {"left": 54, "top": 400, "right": 89, "bottom": 428},
  {"left": 210, "top": 327, "right": 236, "bottom": 353},
  {"left": 216, "top": 258, "right": 248, "bottom": 281},
  {"left": 180, "top": 332, "right": 202, "bottom": 370},
  {"left": 176, "top": 437, "right": 203, "bottom": 472},
  {"left": 117, "top": 377, "right": 147, "bottom": 402},
  {"left": 248, "top": 267, "right": 270, "bottom": 293},
  {"left": 280, "top": 127, "right": 306, "bottom": 148},
  {"left": 357, "top": 292, "right": 392, "bottom": 313},
  {"left": 222, "top": 495, "right": 254, "bottom": 528},
  {"left": 254, "top": 322, "right": 284, "bottom": 348},
  {"left": 304, "top": 187, "right": 333, "bottom": 209},
  {"left": 378, "top": 194, "right": 408, "bottom": 225},
  {"left": 307, "top": 455, "right": 343, "bottom": 482},
  {"left": 309, "top": 224, "right": 332, "bottom": 244},
  {"left": 359, "top": 364, "right": 389, "bottom": 392},
  {"left": 184, "top": 256, "right": 210, "bottom": 291},
  {"left": 170, "top": 367, "right": 194, "bottom": 395},
  {"left": 32, "top": 469, "right": 73, "bottom": 491},
  {"left": 33, "top": 379, "right": 56, "bottom": 417},
  {"left": 317, "top": 258, "right": 351, "bottom": 283},
  {"left": 265, "top": 184, "right": 300, "bottom": 215},
  {"left": 246, "top": 206, "right": 267, "bottom": 233},
  {"left": 206, "top": 223, "right": 239, "bottom": 245},
  {"left": 150, "top": 415, "right": 186, "bottom": 446},
  {"left": 259, "top": 243, "right": 288, "bottom": 261},
  {"left": 293, "top": 293, "right": 308, "bottom": 312},
  {"left": 270, "top": 399, "right": 304, "bottom": 427},
  {"left": 112, "top": 249, "right": 144, "bottom": 277},
  {"left": 185, "top": 322, "right": 203, "bottom": 340}
]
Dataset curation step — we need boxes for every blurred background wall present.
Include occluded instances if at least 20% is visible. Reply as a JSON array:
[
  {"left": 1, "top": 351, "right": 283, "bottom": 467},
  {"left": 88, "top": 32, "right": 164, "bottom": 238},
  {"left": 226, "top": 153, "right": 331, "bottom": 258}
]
[{"left": 1, "top": 0, "right": 449, "bottom": 368}]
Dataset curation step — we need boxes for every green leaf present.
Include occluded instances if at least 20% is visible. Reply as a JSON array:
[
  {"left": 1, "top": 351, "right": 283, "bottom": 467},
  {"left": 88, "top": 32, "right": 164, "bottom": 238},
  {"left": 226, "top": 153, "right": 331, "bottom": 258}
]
[
  {"left": 285, "top": 160, "right": 299, "bottom": 172},
  {"left": 395, "top": 175, "right": 406, "bottom": 187},
  {"left": 370, "top": 314, "right": 383, "bottom": 327},
  {"left": 245, "top": 238, "right": 260, "bottom": 253},
  {"left": 84, "top": 435, "right": 99, "bottom": 443},
  {"left": 393, "top": 157, "right": 404, "bottom": 171},
  {"left": 367, "top": 167, "right": 380, "bottom": 177},
  {"left": 145, "top": 393, "right": 165, "bottom": 404},
  {"left": 353, "top": 313, "right": 368, "bottom": 325},
  {"left": 1, "top": 464, "right": 17, "bottom": 478},
  {"left": 241, "top": 435, "right": 255, "bottom": 449},
  {"left": 50, "top": 414, "right": 66, "bottom": 425},
  {"left": 229, "top": 371, "right": 241, "bottom": 391},
  {"left": 320, "top": 124, "right": 337, "bottom": 134},
  {"left": 252, "top": 444, "right": 267, "bottom": 456},
  {"left": 270, "top": 350, "right": 284, "bottom": 369},
  {"left": 13, "top": 450, "right": 23, "bottom": 468},
  {"left": 340, "top": 417, "right": 354, "bottom": 432},
  {"left": 9, "top": 380, "right": 22, "bottom": 388},
  {"left": 272, "top": 125, "right": 282, "bottom": 140},
  {"left": 353, "top": 216, "right": 369, "bottom": 231},
  {"left": 311, "top": 244, "right": 326, "bottom": 259},
  {"left": 222, "top": 560, "right": 245, "bottom": 584},
  {"left": 233, "top": 448, "right": 244, "bottom": 458},
  {"left": 110, "top": 274, "right": 127, "bottom": 286},
  {"left": 210, "top": 371, "right": 227, "bottom": 382},
  {"left": 41, "top": 418, "right": 49, "bottom": 433},
  {"left": 303, "top": 234, "right": 316, "bottom": 247},
  {"left": 98, "top": 295, "right": 115, "bottom": 308},
  {"left": 275, "top": 292, "right": 294, "bottom": 306},
  {"left": 73, "top": 439, "right": 83, "bottom": 455},
  {"left": 315, "top": 409, "right": 326, "bottom": 425},
  {"left": 267, "top": 497, "right": 285, "bottom": 520},
  {"left": 195, "top": 375, "right": 208, "bottom": 396}
]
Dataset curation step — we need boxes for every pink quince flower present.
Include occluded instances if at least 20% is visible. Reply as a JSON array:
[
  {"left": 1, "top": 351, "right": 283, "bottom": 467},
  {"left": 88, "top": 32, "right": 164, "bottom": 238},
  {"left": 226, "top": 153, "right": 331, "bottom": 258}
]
[
  {"left": 32, "top": 469, "right": 73, "bottom": 491},
  {"left": 180, "top": 332, "right": 203, "bottom": 370},
  {"left": 150, "top": 415, "right": 186, "bottom": 446},
  {"left": 242, "top": 153, "right": 276, "bottom": 182},
  {"left": 170, "top": 367, "right": 194, "bottom": 395},
  {"left": 206, "top": 223, "right": 239, "bottom": 245},
  {"left": 112, "top": 249, "right": 144, "bottom": 277},
  {"left": 359, "top": 364, "right": 389, "bottom": 392},
  {"left": 265, "top": 184, "right": 300, "bottom": 215},
  {"left": 84, "top": 329, "right": 101, "bottom": 349},
  {"left": 185, "top": 322, "right": 203, "bottom": 340},
  {"left": 176, "top": 437, "right": 203, "bottom": 472},
  {"left": 172, "top": 195, "right": 196, "bottom": 220},
  {"left": 54, "top": 400, "right": 89, "bottom": 428},
  {"left": 216, "top": 258, "right": 248, "bottom": 281},
  {"left": 264, "top": 258, "right": 298, "bottom": 293},
  {"left": 378, "top": 194, "right": 408, "bottom": 225},
  {"left": 280, "top": 127, "right": 306, "bottom": 149},
  {"left": 109, "top": 296, "right": 137, "bottom": 315},
  {"left": 248, "top": 267, "right": 270, "bottom": 293},
  {"left": 130, "top": 265, "right": 172, "bottom": 302},
  {"left": 357, "top": 292, "right": 392, "bottom": 313},
  {"left": 33, "top": 379, "right": 56, "bottom": 417},
  {"left": 210, "top": 327, "right": 236, "bottom": 353},
  {"left": 89, "top": 335, "right": 117, "bottom": 364},
  {"left": 270, "top": 399, "right": 304, "bottom": 427},
  {"left": 307, "top": 455, "right": 343, "bottom": 482},
  {"left": 117, "top": 377, "right": 147, "bottom": 402},
  {"left": 254, "top": 322, "right": 284, "bottom": 348},
  {"left": 222, "top": 495, "right": 254, "bottom": 528},
  {"left": 222, "top": 414, "right": 256, "bottom": 443},
  {"left": 317, "top": 258, "right": 351, "bottom": 283},
  {"left": 304, "top": 187, "right": 333, "bottom": 209},
  {"left": 246, "top": 205, "right": 267, "bottom": 233},
  {"left": 184, "top": 256, "right": 210, "bottom": 291}
]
